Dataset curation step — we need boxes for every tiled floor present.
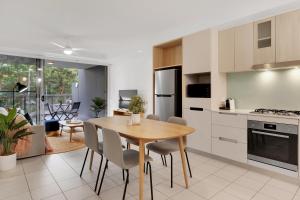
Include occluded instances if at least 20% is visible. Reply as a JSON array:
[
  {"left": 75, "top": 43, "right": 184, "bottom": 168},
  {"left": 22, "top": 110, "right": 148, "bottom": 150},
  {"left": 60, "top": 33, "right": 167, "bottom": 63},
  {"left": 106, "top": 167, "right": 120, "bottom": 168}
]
[{"left": 1, "top": 147, "right": 300, "bottom": 200}]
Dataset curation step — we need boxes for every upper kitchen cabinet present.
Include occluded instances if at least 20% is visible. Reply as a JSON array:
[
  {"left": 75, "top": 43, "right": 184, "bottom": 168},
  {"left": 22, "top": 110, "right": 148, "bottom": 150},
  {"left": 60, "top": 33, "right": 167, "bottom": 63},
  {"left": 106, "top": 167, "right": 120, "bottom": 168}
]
[
  {"left": 183, "top": 29, "right": 213, "bottom": 74},
  {"left": 254, "top": 17, "right": 276, "bottom": 65},
  {"left": 235, "top": 23, "right": 254, "bottom": 72},
  {"left": 218, "top": 28, "right": 235, "bottom": 72},
  {"left": 153, "top": 39, "right": 182, "bottom": 69},
  {"left": 276, "top": 10, "right": 300, "bottom": 63}
]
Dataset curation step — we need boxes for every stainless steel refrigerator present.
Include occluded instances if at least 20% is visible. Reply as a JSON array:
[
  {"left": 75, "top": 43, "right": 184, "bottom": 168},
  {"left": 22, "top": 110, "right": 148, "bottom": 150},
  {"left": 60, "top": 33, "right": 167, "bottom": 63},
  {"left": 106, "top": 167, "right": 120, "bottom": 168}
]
[{"left": 154, "top": 68, "right": 182, "bottom": 121}]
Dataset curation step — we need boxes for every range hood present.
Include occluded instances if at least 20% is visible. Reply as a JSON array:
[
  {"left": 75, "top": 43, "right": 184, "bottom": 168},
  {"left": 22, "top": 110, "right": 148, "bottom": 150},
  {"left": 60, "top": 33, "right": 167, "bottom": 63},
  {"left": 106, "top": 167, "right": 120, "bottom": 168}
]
[{"left": 252, "top": 60, "right": 300, "bottom": 70}]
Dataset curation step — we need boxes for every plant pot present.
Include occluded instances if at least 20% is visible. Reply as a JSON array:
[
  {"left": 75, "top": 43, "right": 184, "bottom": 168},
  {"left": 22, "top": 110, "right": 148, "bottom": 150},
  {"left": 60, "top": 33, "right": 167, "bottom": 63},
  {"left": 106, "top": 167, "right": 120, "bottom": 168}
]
[
  {"left": 131, "top": 113, "right": 141, "bottom": 125},
  {"left": 0, "top": 153, "right": 16, "bottom": 171}
]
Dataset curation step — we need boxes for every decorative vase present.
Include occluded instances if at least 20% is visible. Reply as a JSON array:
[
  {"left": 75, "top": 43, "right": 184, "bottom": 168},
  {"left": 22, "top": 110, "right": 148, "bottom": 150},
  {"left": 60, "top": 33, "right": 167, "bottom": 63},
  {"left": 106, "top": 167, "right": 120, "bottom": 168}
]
[
  {"left": 131, "top": 113, "right": 141, "bottom": 125},
  {"left": 0, "top": 153, "right": 16, "bottom": 171}
]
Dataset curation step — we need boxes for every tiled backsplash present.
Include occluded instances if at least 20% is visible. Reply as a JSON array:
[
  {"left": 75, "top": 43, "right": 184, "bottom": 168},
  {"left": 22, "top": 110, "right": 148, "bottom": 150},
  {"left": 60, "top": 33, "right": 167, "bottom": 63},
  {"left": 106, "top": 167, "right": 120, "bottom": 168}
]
[{"left": 227, "top": 68, "right": 300, "bottom": 110}]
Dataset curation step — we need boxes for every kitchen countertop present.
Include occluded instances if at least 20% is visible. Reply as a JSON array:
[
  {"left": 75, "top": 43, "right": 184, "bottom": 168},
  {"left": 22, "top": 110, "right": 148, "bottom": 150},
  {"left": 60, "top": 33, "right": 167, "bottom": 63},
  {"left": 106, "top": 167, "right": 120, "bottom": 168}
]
[{"left": 211, "top": 109, "right": 300, "bottom": 120}]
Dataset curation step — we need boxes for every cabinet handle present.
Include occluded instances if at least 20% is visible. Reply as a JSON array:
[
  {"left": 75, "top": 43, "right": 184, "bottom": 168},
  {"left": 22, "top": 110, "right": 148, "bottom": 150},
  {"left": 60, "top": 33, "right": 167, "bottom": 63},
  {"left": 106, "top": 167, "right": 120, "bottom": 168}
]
[
  {"left": 218, "top": 137, "right": 238, "bottom": 144},
  {"left": 190, "top": 107, "right": 203, "bottom": 111},
  {"left": 218, "top": 112, "right": 237, "bottom": 116}
]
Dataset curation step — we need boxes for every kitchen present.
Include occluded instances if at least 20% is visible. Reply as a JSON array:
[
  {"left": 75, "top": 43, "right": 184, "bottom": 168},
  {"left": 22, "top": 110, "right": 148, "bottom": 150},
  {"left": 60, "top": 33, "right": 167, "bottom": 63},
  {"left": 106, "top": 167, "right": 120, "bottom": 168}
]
[{"left": 153, "top": 8, "right": 300, "bottom": 178}]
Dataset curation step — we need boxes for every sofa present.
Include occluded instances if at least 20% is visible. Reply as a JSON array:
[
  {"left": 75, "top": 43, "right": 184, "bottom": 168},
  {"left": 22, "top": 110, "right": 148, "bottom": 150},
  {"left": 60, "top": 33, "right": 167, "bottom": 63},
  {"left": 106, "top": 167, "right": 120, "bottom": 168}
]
[{"left": 17, "top": 125, "right": 46, "bottom": 159}]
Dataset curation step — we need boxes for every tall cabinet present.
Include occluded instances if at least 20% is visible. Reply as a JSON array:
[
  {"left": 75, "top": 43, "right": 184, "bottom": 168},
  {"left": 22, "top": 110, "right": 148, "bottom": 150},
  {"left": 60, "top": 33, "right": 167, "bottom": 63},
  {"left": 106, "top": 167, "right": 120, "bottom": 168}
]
[{"left": 276, "top": 10, "right": 300, "bottom": 63}]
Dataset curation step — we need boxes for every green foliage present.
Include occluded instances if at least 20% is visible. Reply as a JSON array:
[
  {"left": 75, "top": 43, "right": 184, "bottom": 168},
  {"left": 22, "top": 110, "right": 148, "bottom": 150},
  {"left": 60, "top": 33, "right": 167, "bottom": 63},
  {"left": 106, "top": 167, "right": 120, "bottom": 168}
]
[
  {"left": 0, "top": 108, "right": 34, "bottom": 156},
  {"left": 128, "top": 96, "right": 145, "bottom": 114},
  {"left": 90, "top": 97, "right": 105, "bottom": 117},
  {"left": 44, "top": 66, "right": 78, "bottom": 94}
]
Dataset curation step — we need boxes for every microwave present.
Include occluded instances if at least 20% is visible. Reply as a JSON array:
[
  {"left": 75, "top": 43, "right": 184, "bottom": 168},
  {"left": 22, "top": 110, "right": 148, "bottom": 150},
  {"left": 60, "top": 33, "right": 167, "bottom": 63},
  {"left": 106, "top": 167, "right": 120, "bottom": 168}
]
[{"left": 186, "top": 84, "right": 211, "bottom": 98}]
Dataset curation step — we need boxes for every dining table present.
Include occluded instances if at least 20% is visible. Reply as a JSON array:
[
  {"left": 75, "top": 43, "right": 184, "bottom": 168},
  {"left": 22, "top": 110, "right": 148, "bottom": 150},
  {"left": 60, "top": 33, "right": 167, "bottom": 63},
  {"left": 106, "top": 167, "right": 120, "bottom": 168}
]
[{"left": 88, "top": 116, "right": 195, "bottom": 200}]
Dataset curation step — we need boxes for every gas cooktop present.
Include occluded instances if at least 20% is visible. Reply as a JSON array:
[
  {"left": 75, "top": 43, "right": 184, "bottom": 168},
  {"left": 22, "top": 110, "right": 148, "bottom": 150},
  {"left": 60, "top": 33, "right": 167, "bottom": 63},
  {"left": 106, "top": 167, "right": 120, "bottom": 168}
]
[{"left": 250, "top": 108, "right": 300, "bottom": 116}]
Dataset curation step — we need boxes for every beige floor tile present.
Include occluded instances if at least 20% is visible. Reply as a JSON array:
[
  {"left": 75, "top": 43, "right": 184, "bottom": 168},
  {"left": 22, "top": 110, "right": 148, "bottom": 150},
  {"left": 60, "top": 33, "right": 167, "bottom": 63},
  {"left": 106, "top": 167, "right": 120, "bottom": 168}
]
[
  {"left": 190, "top": 180, "right": 224, "bottom": 199},
  {"left": 64, "top": 185, "right": 96, "bottom": 200},
  {"left": 43, "top": 193, "right": 66, "bottom": 200},
  {"left": 31, "top": 183, "right": 61, "bottom": 200},
  {"left": 154, "top": 181, "right": 184, "bottom": 197},
  {"left": 224, "top": 183, "right": 257, "bottom": 200},
  {"left": 210, "top": 191, "right": 241, "bottom": 200},
  {"left": 0, "top": 175, "right": 29, "bottom": 199},
  {"left": 267, "top": 178, "right": 299, "bottom": 193},
  {"left": 234, "top": 175, "right": 266, "bottom": 191},
  {"left": 260, "top": 184, "right": 296, "bottom": 200},
  {"left": 252, "top": 193, "right": 278, "bottom": 200},
  {"left": 132, "top": 188, "right": 168, "bottom": 200},
  {"left": 170, "top": 190, "right": 206, "bottom": 200},
  {"left": 99, "top": 186, "right": 133, "bottom": 200},
  {"left": 214, "top": 165, "right": 247, "bottom": 182},
  {"left": 57, "top": 176, "right": 87, "bottom": 192},
  {"left": 26, "top": 173, "right": 56, "bottom": 190},
  {"left": 4, "top": 192, "right": 32, "bottom": 200}
]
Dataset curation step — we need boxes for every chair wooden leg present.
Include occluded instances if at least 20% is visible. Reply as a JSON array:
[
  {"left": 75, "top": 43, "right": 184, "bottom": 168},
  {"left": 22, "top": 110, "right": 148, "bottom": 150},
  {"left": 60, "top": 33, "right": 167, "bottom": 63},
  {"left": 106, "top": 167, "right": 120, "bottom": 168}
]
[
  {"left": 170, "top": 153, "right": 173, "bottom": 188},
  {"left": 94, "top": 154, "right": 103, "bottom": 192},
  {"left": 80, "top": 148, "right": 89, "bottom": 177},
  {"left": 184, "top": 149, "right": 192, "bottom": 178},
  {"left": 97, "top": 159, "right": 109, "bottom": 195},
  {"left": 122, "top": 169, "right": 129, "bottom": 200},
  {"left": 147, "top": 162, "right": 153, "bottom": 200}
]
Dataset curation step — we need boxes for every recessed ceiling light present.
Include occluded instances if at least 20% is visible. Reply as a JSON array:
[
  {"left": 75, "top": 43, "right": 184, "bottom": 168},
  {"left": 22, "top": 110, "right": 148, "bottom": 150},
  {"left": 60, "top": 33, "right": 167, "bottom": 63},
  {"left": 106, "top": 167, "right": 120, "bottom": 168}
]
[
  {"left": 37, "top": 78, "right": 42, "bottom": 83},
  {"left": 47, "top": 62, "right": 54, "bottom": 65},
  {"left": 37, "top": 68, "right": 43, "bottom": 71},
  {"left": 64, "top": 48, "right": 73, "bottom": 55},
  {"left": 22, "top": 77, "right": 27, "bottom": 81}
]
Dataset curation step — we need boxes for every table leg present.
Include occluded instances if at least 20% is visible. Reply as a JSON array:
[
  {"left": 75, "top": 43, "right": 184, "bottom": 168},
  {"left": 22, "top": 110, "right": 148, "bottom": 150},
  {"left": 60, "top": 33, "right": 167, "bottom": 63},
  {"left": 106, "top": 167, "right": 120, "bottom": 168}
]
[
  {"left": 138, "top": 139, "right": 145, "bottom": 200},
  {"left": 89, "top": 150, "right": 94, "bottom": 170},
  {"left": 178, "top": 137, "right": 189, "bottom": 188},
  {"left": 70, "top": 127, "right": 73, "bottom": 142}
]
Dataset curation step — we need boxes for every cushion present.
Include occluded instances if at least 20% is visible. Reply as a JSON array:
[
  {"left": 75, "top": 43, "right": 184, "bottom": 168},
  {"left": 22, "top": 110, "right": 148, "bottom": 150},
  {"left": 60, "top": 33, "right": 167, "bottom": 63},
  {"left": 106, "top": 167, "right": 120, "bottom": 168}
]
[
  {"left": 44, "top": 120, "right": 59, "bottom": 132},
  {"left": 0, "top": 107, "right": 8, "bottom": 116}
]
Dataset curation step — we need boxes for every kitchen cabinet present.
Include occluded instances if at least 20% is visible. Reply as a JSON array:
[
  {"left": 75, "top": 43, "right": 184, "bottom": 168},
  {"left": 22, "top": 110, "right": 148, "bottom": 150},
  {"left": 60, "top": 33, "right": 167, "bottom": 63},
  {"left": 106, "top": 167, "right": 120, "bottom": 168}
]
[
  {"left": 218, "top": 28, "right": 235, "bottom": 72},
  {"left": 183, "top": 29, "right": 212, "bottom": 74},
  {"left": 211, "top": 112, "right": 247, "bottom": 163},
  {"left": 235, "top": 23, "right": 254, "bottom": 72},
  {"left": 276, "top": 10, "right": 300, "bottom": 63},
  {"left": 184, "top": 108, "right": 211, "bottom": 153},
  {"left": 254, "top": 17, "right": 276, "bottom": 65}
]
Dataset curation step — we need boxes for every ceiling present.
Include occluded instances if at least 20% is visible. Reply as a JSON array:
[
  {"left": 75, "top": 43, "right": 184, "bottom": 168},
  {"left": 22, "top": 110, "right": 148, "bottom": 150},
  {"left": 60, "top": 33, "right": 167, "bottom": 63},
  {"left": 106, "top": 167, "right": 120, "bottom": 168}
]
[{"left": 0, "top": 0, "right": 299, "bottom": 64}]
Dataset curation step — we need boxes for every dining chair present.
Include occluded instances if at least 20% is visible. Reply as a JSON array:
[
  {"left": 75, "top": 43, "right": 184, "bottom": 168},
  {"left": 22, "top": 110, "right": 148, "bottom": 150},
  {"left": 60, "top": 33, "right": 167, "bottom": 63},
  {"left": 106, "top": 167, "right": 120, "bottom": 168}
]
[
  {"left": 45, "top": 103, "right": 58, "bottom": 120},
  {"left": 126, "top": 114, "right": 160, "bottom": 149},
  {"left": 97, "top": 128, "right": 154, "bottom": 200},
  {"left": 146, "top": 116, "right": 192, "bottom": 188},
  {"left": 80, "top": 121, "right": 104, "bottom": 192},
  {"left": 65, "top": 102, "right": 81, "bottom": 119}
]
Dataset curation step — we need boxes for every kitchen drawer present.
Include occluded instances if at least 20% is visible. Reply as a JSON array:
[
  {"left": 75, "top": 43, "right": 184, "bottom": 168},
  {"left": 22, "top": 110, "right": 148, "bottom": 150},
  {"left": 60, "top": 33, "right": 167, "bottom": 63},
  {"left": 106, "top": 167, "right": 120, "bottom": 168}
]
[
  {"left": 212, "top": 124, "right": 247, "bottom": 143},
  {"left": 212, "top": 137, "right": 247, "bottom": 163},
  {"left": 212, "top": 112, "right": 247, "bottom": 128},
  {"left": 183, "top": 97, "right": 211, "bottom": 109},
  {"left": 184, "top": 108, "right": 212, "bottom": 153}
]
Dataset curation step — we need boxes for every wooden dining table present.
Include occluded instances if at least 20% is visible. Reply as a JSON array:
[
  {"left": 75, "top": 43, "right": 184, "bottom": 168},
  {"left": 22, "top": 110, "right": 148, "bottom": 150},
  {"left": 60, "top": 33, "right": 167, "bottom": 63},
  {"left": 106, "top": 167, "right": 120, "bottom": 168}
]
[{"left": 88, "top": 116, "right": 195, "bottom": 200}]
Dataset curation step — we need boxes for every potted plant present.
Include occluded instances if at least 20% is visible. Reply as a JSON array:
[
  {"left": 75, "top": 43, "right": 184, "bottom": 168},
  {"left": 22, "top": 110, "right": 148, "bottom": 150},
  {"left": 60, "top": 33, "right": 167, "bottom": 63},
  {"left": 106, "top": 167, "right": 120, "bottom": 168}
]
[
  {"left": 90, "top": 97, "right": 106, "bottom": 118},
  {"left": 0, "top": 108, "right": 34, "bottom": 171},
  {"left": 128, "top": 95, "right": 145, "bottom": 124}
]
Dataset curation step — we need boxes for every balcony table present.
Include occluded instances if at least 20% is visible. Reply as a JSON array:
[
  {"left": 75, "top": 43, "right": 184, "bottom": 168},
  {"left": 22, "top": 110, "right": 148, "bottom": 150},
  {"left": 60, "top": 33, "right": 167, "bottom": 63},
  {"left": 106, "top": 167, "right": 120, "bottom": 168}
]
[{"left": 88, "top": 116, "right": 195, "bottom": 200}]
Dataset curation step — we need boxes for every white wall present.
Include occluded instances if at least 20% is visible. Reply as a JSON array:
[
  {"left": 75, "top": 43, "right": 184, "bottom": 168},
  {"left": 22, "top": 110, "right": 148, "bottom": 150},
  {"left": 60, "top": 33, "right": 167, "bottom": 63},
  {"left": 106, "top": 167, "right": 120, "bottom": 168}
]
[{"left": 107, "top": 49, "right": 153, "bottom": 116}]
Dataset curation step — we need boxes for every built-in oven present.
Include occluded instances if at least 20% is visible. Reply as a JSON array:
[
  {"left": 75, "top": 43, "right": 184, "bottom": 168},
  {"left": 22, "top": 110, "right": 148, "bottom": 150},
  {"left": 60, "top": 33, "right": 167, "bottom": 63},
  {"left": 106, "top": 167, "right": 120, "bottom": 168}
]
[{"left": 248, "top": 120, "right": 298, "bottom": 171}]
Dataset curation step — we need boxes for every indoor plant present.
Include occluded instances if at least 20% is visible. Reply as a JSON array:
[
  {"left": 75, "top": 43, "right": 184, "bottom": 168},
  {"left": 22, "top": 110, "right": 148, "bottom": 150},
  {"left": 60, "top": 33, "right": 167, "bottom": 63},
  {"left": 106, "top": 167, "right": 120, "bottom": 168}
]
[
  {"left": 90, "top": 97, "right": 106, "bottom": 117},
  {"left": 128, "top": 95, "right": 145, "bottom": 124},
  {"left": 0, "top": 108, "right": 34, "bottom": 171}
]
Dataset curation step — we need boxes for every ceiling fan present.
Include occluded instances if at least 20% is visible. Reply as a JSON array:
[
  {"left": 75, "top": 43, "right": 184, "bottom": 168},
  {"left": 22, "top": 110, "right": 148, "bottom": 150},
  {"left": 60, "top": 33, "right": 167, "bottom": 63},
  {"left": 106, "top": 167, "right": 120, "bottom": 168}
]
[{"left": 51, "top": 42, "right": 83, "bottom": 55}]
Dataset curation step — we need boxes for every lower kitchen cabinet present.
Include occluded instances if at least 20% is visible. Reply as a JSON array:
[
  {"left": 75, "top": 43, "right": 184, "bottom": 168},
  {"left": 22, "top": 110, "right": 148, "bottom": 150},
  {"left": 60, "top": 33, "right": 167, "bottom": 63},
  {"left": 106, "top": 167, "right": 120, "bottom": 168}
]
[
  {"left": 184, "top": 108, "right": 212, "bottom": 153},
  {"left": 212, "top": 137, "right": 247, "bottom": 163}
]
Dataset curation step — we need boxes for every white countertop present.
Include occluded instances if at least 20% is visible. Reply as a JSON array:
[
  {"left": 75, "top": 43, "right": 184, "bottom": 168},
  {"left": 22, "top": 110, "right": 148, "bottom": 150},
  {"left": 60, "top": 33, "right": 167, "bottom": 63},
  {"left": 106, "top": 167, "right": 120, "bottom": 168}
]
[{"left": 211, "top": 109, "right": 300, "bottom": 120}]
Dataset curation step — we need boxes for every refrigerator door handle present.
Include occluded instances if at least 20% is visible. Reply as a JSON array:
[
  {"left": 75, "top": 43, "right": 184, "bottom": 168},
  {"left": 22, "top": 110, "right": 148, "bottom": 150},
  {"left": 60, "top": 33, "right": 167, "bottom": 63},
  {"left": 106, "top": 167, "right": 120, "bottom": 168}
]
[{"left": 156, "top": 94, "right": 173, "bottom": 97}]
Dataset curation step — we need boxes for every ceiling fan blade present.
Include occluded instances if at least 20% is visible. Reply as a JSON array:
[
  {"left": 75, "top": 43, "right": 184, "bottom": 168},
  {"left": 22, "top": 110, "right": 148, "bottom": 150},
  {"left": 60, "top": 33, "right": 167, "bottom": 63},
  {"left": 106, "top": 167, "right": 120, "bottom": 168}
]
[
  {"left": 72, "top": 48, "right": 85, "bottom": 51},
  {"left": 51, "top": 42, "right": 65, "bottom": 49}
]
